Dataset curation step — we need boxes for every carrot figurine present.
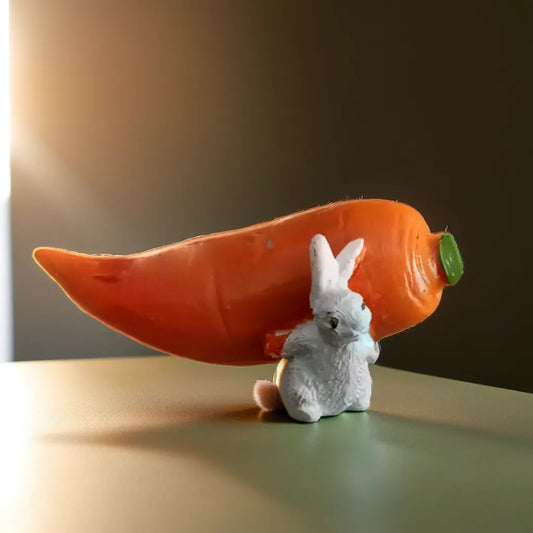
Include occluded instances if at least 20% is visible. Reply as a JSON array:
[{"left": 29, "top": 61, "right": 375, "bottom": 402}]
[{"left": 33, "top": 199, "right": 463, "bottom": 366}]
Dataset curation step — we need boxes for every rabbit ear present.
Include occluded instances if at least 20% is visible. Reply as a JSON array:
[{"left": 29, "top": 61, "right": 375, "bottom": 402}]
[
  {"left": 336, "top": 238, "right": 365, "bottom": 288},
  {"left": 310, "top": 234, "right": 338, "bottom": 306}
]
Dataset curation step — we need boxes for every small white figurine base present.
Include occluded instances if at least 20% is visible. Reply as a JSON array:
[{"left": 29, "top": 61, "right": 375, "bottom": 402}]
[{"left": 254, "top": 234, "right": 380, "bottom": 423}]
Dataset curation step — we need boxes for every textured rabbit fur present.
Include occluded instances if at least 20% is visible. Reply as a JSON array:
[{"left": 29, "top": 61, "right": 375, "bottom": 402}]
[{"left": 254, "top": 234, "right": 380, "bottom": 423}]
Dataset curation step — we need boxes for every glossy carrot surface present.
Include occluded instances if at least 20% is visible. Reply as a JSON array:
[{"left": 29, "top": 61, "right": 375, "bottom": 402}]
[{"left": 33, "top": 199, "right": 462, "bottom": 365}]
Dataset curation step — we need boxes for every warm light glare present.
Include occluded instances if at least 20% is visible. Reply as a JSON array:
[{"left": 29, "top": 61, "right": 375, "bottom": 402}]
[
  {"left": 0, "top": 0, "right": 9, "bottom": 201},
  {"left": 1, "top": 0, "right": 11, "bottom": 363}
]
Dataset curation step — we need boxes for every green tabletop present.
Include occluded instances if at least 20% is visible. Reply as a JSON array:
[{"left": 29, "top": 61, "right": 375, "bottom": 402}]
[{"left": 1, "top": 356, "right": 531, "bottom": 532}]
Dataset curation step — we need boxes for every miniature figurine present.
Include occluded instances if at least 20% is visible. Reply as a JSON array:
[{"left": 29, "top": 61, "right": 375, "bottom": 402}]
[{"left": 254, "top": 234, "right": 380, "bottom": 422}]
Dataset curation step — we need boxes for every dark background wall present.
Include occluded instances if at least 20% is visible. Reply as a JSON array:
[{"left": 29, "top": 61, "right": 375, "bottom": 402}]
[{"left": 10, "top": 1, "right": 532, "bottom": 392}]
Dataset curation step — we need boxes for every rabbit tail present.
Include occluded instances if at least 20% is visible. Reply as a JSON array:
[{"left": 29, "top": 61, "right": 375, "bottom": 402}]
[{"left": 253, "top": 380, "right": 284, "bottom": 411}]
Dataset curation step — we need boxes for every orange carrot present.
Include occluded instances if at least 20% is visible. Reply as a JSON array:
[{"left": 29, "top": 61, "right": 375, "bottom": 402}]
[{"left": 33, "top": 199, "right": 463, "bottom": 365}]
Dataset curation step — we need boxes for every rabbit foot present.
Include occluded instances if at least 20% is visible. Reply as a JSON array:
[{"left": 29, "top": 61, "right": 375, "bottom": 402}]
[
  {"left": 286, "top": 403, "right": 322, "bottom": 423},
  {"left": 280, "top": 380, "right": 322, "bottom": 422},
  {"left": 346, "top": 397, "right": 371, "bottom": 412}
]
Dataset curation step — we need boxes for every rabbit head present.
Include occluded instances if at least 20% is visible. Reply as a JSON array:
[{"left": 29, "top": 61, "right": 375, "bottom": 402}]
[{"left": 309, "top": 234, "right": 372, "bottom": 346}]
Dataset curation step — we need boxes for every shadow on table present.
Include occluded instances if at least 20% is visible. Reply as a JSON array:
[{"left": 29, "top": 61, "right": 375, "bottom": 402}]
[{"left": 41, "top": 400, "right": 533, "bottom": 531}]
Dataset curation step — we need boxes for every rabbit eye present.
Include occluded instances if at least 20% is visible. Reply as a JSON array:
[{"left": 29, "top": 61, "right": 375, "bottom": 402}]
[
  {"left": 361, "top": 303, "right": 366, "bottom": 311},
  {"left": 329, "top": 316, "right": 339, "bottom": 329}
]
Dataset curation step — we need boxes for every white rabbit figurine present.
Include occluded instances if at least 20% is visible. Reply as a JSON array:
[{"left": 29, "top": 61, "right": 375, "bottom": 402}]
[{"left": 254, "top": 234, "right": 380, "bottom": 423}]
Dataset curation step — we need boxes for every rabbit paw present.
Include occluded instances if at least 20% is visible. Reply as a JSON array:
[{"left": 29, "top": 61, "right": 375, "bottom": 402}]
[
  {"left": 346, "top": 397, "right": 371, "bottom": 412},
  {"left": 280, "top": 382, "right": 322, "bottom": 423},
  {"left": 286, "top": 402, "right": 322, "bottom": 423},
  {"left": 346, "top": 382, "right": 372, "bottom": 412}
]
